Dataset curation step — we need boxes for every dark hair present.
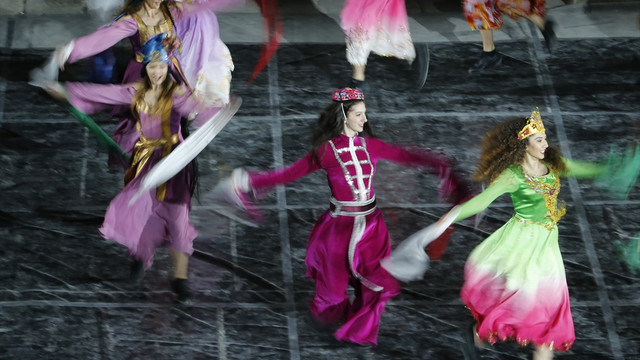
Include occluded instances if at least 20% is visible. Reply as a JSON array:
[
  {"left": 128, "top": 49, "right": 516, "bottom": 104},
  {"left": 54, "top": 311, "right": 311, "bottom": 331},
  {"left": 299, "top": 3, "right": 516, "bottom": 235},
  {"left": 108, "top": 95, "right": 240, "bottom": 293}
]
[
  {"left": 139, "top": 60, "right": 184, "bottom": 86},
  {"left": 132, "top": 62, "right": 177, "bottom": 119},
  {"left": 309, "top": 100, "right": 374, "bottom": 165},
  {"left": 121, "top": 0, "right": 147, "bottom": 15},
  {"left": 473, "top": 117, "right": 567, "bottom": 185},
  {"left": 120, "top": 0, "right": 173, "bottom": 16}
]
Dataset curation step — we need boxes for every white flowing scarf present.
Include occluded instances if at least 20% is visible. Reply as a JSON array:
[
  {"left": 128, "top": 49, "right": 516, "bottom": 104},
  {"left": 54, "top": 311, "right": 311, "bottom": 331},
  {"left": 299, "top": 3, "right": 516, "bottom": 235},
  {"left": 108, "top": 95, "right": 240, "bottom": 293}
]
[
  {"left": 381, "top": 206, "right": 461, "bottom": 282},
  {"left": 129, "top": 95, "right": 242, "bottom": 205}
]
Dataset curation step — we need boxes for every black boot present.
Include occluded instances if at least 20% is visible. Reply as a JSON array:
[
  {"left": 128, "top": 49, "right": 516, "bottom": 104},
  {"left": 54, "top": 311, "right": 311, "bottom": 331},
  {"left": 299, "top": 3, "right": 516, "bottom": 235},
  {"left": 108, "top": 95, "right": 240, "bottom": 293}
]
[
  {"left": 129, "top": 259, "right": 145, "bottom": 283},
  {"left": 347, "top": 78, "right": 370, "bottom": 97},
  {"left": 461, "top": 323, "right": 481, "bottom": 360},
  {"left": 468, "top": 50, "right": 503, "bottom": 73},
  {"left": 170, "top": 278, "right": 192, "bottom": 304},
  {"left": 542, "top": 19, "right": 557, "bottom": 53},
  {"left": 348, "top": 77, "right": 364, "bottom": 90},
  {"left": 411, "top": 43, "right": 430, "bottom": 89}
]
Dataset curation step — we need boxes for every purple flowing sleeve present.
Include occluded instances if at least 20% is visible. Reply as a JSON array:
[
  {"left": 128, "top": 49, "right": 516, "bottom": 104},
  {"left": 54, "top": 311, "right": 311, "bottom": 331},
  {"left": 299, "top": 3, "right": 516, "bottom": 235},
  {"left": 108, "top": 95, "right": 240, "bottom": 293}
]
[
  {"left": 65, "top": 83, "right": 136, "bottom": 114},
  {"left": 172, "top": 3, "right": 234, "bottom": 107},
  {"left": 172, "top": 88, "right": 222, "bottom": 127},
  {"left": 67, "top": 18, "right": 139, "bottom": 64}
]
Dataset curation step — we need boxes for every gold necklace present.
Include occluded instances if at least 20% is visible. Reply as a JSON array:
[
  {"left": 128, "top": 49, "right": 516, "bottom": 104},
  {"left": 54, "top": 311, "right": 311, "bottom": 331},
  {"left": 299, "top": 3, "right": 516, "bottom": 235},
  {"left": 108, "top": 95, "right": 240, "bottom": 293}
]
[{"left": 518, "top": 165, "right": 566, "bottom": 223}]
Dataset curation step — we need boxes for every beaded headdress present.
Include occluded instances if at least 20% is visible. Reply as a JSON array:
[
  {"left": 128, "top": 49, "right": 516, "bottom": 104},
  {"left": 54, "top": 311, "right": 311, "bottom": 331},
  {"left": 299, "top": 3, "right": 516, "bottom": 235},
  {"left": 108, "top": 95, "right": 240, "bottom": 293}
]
[
  {"left": 332, "top": 87, "right": 365, "bottom": 102},
  {"left": 141, "top": 33, "right": 180, "bottom": 65},
  {"left": 517, "top": 109, "right": 545, "bottom": 141}
]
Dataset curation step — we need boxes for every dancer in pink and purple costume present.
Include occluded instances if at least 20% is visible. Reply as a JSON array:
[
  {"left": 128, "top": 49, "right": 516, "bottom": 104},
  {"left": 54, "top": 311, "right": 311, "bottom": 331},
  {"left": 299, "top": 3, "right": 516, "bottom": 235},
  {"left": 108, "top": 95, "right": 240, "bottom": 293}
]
[
  {"left": 223, "top": 88, "right": 469, "bottom": 345},
  {"left": 53, "top": 0, "right": 241, "bottom": 167},
  {"left": 45, "top": 33, "right": 230, "bottom": 304}
]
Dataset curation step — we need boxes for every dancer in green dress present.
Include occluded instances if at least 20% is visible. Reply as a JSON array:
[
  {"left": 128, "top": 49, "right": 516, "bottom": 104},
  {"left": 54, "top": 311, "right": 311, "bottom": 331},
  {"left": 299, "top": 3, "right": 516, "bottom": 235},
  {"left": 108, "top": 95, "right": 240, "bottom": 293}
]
[{"left": 383, "top": 109, "right": 640, "bottom": 360}]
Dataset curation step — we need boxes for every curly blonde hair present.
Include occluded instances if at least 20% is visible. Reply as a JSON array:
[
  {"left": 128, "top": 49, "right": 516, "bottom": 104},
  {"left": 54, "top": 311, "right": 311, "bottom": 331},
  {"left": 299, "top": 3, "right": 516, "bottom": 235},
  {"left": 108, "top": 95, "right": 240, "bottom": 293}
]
[{"left": 473, "top": 117, "right": 568, "bottom": 185}]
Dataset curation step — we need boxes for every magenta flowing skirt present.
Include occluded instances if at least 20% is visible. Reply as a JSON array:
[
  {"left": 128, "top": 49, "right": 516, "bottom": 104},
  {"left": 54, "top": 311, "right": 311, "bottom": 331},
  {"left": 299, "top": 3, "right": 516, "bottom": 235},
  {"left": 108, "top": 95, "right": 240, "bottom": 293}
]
[{"left": 305, "top": 208, "right": 400, "bottom": 346}]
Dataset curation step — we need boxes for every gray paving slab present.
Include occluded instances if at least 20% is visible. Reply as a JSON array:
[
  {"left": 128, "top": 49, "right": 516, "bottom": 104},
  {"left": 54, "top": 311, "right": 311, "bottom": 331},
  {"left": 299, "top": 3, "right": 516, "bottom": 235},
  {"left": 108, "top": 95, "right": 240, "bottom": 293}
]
[
  {"left": 0, "top": 16, "right": 8, "bottom": 47},
  {"left": 24, "top": 0, "right": 86, "bottom": 15},
  {"left": 10, "top": 14, "right": 104, "bottom": 49},
  {"left": 0, "top": 0, "right": 25, "bottom": 16}
]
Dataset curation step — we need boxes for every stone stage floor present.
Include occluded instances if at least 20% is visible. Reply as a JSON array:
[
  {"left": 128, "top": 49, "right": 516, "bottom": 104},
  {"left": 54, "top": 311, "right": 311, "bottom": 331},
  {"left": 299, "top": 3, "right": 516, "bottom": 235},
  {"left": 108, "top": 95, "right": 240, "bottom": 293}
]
[{"left": 1, "top": 35, "right": 640, "bottom": 359}]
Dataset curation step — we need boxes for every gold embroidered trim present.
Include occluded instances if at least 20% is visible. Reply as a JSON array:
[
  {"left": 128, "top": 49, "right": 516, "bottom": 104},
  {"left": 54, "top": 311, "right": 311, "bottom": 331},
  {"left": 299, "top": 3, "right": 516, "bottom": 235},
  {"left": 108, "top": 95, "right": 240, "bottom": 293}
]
[
  {"left": 513, "top": 215, "right": 556, "bottom": 231},
  {"left": 519, "top": 165, "right": 566, "bottom": 225},
  {"left": 485, "top": 331, "right": 572, "bottom": 351},
  {"left": 133, "top": 6, "right": 175, "bottom": 63},
  {"left": 129, "top": 86, "right": 178, "bottom": 201}
]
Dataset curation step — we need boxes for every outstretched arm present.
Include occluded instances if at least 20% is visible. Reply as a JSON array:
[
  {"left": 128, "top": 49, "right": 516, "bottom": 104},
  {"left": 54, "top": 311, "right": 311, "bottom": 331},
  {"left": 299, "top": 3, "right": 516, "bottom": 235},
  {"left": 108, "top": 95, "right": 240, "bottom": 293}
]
[
  {"left": 454, "top": 169, "right": 518, "bottom": 222},
  {"left": 62, "top": 82, "right": 136, "bottom": 115},
  {"left": 578, "top": 145, "right": 640, "bottom": 200},
  {"left": 382, "top": 168, "right": 518, "bottom": 283},
  {"left": 562, "top": 157, "right": 606, "bottom": 178},
  {"left": 55, "top": 18, "right": 138, "bottom": 69},
  {"left": 249, "top": 152, "right": 321, "bottom": 191},
  {"left": 366, "top": 137, "right": 450, "bottom": 172},
  {"left": 365, "top": 137, "right": 473, "bottom": 203},
  {"left": 172, "top": 86, "right": 223, "bottom": 127}
]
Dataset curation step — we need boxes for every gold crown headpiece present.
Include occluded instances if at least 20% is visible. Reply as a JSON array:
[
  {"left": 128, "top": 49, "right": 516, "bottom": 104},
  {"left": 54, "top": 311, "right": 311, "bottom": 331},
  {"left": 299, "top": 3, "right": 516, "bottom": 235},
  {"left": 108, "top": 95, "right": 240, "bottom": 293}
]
[{"left": 517, "top": 108, "right": 545, "bottom": 141}]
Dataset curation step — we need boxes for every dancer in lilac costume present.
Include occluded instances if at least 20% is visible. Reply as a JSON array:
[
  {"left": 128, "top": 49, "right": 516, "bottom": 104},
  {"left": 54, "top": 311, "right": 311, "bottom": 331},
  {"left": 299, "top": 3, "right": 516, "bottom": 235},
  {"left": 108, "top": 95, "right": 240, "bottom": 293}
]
[
  {"left": 53, "top": 0, "right": 241, "bottom": 166},
  {"left": 223, "top": 88, "right": 468, "bottom": 345},
  {"left": 46, "top": 34, "right": 227, "bottom": 304}
]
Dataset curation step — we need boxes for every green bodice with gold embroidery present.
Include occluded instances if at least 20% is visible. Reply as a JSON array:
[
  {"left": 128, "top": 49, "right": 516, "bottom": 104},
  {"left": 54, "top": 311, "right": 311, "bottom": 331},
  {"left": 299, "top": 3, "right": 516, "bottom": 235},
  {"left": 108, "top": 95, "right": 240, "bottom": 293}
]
[{"left": 508, "top": 164, "right": 566, "bottom": 228}]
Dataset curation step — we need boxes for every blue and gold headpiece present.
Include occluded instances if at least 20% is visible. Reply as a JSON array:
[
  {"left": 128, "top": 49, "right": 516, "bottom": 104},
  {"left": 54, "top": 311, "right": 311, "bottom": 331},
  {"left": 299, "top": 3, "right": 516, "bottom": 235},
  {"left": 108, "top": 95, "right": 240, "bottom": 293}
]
[
  {"left": 517, "top": 108, "right": 546, "bottom": 141},
  {"left": 141, "top": 33, "right": 179, "bottom": 65}
]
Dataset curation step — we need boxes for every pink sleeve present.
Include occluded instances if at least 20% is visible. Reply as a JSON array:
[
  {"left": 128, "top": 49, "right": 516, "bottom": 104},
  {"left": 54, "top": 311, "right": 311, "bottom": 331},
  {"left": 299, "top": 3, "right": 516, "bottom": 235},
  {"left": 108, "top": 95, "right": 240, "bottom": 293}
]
[
  {"left": 249, "top": 152, "right": 321, "bottom": 190},
  {"left": 66, "top": 83, "right": 135, "bottom": 114},
  {"left": 171, "top": 0, "right": 246, "bottom": 21},
  {"left": 366, "top": 137, "right": 450, "bottom": 172},
  {"left": 68, "top": 18, "right": 138, "bottom": 63}
]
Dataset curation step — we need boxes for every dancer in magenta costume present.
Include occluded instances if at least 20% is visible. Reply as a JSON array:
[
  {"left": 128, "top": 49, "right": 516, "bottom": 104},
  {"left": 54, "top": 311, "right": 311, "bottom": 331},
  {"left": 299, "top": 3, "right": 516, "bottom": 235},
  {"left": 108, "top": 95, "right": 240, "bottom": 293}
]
[
  {"left": 224, "top": 88, "right": 468, "bottom": 345},
  {"left": 340, "top": 0, "right": 422, "bottom": 88},
  {"left": 46, "top": 34, "right": 227, "bottom": 303},
  {"left": 53, "top": 0, "right": 241, "bottom": 166}
]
